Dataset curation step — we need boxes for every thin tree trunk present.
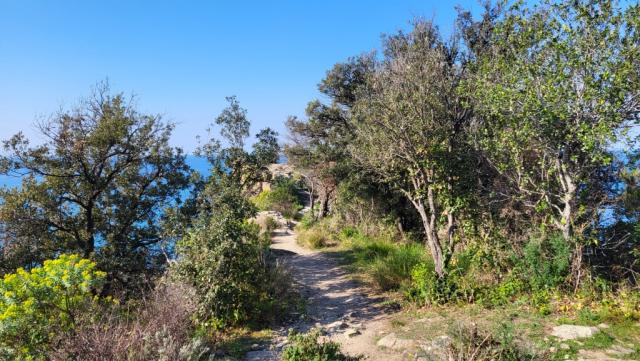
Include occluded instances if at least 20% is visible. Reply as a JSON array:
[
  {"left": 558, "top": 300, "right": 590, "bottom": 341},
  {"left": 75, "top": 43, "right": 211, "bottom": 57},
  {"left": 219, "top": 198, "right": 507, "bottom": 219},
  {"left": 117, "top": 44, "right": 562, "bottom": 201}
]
[
  {"left": 415, "top": 199, "right": 445, "bottom": 278},
  {"left": 319, "top": 189, "right": 329, "bottom": 218}
]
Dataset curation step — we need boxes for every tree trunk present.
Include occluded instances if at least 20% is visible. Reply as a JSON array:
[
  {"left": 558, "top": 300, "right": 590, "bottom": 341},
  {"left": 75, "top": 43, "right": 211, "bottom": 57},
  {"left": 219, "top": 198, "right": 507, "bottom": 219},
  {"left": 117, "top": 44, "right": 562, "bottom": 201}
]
[
  {"left": 309, "top": 181, "right": 315, "bottom": 218},
  {"left": 415, "top": 199, "right": 445, "bottom": 278},
  {"left": 319, "top": 189, "right": 329, "bottom": 218}
]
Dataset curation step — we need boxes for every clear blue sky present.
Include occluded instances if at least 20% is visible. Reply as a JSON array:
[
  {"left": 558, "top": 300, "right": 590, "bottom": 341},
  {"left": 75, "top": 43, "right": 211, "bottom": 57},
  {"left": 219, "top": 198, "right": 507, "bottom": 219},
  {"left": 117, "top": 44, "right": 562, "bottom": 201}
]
[{"left": 0, "top": 0, "right": 478, "bottom": 152}]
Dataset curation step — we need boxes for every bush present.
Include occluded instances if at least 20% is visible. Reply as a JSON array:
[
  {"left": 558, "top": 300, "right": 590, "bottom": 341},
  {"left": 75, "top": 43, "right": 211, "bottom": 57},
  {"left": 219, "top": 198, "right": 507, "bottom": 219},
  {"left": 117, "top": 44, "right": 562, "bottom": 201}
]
[
  {"left": 50, "top": 278, "right": 203, "bottom": 361},
  {"left": 254, "top": 214, "right": 279, "bottom": 235},
  {"left": 176, "top": 187, "right": 268, "bottom": 328},
  {"left": 0, "top": 254, "right": 106, "bottom": 359},
  {"left": 518, "top": 235, "right": 571, "bottom": 291},
  {"left": 282, "top": 329, "right": 360, "bottom": 361}
]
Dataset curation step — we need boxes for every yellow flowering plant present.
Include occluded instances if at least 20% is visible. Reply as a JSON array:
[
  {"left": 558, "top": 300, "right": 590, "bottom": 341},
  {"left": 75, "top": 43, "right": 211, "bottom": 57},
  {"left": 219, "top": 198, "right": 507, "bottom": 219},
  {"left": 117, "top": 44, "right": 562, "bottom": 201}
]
[{"left": 0, "top": 254, "right": 106, "bottom": 360}]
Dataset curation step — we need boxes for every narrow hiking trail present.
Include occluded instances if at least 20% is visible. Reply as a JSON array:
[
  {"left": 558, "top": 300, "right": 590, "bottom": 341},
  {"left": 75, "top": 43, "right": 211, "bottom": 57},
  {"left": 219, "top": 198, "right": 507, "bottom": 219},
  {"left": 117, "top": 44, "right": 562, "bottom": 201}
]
[{"left": 244, "top": 225, "right": 402, "bottom": 360}]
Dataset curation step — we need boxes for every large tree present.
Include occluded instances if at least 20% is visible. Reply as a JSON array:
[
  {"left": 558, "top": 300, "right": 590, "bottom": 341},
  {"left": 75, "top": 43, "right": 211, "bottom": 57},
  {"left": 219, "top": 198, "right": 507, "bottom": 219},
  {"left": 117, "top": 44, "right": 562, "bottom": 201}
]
[
  {"left": 0, "top": 86, "right": 190, "bottom": 293},
  {"left": 470, "top": 0, "right": 640, "bottom": 281},
  {"left": 350, "top": 21, "right": 478, "bottom": 278}
]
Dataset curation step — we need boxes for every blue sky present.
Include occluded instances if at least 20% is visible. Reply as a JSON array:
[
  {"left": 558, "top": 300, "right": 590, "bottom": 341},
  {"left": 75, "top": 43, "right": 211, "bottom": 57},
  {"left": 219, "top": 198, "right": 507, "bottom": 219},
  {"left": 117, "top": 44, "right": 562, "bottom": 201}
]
[{"left": 0, "top": 1, "right": 478, "bottom": 152}]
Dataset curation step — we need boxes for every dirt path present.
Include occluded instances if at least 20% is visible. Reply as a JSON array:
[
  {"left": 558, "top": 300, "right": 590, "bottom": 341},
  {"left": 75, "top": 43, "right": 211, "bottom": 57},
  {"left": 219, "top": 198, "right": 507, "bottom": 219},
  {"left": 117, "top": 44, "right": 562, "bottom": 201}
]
[{"left": 244, "top": 226, "right": 401, "bottom": 360}]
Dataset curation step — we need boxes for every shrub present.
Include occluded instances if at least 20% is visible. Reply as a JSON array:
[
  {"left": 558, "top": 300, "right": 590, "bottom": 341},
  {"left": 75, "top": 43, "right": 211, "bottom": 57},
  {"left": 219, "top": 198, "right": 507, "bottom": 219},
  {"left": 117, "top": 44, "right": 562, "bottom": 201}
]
[
  {"left": 254, "top": 214, "right": 279, "bottom": 235},
  {"left": 282, "top": 329, "right": 360, "bottom": 361},
  {"left": 0, "top": 254, "right": 106, "bottom": 359},
  {"left": 50, "top": 278, "right": 203, "bottom": 361},
  {"left": 297, "top": 212, "right": 316, "bottom": 230},
  {"left": 176, "top": 187, "right": 270, "bottom": 328},
  {"left": 518, "top": 235, "right": 571, "bottom": 291},
  {"left": 252, "top": 176, "right": 302, "bottom": 220}
]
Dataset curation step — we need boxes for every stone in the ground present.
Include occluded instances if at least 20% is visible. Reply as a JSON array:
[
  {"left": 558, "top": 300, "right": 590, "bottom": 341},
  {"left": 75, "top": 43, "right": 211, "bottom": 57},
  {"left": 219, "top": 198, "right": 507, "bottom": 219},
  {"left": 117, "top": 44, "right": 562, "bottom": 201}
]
[
  {"left": 377, "top": 332, "right": 415, "bottom": 350},
  {"left": 551, "top": 325, "right": 600, "bottom": 340},
  {"left": 326, "top": 320, "right": 348, "bottom": 330},
  {"left": 607, "top": 345, "right": 634, "bottom": 357},
  {"left": 244, "top": 350, "right": 279, "bottom": 361},
  {"left": 560, "top": 343, "right": 570, "bottom": 350},
  {"left": 597, "top": 323, "right": 610, "bottom": 329},
  {"left": 344, "top": 328, "right": 361, "bottom": 337},
  {"left": 420, "top": 335, "right": 452, "bottom": 360},
  {"left": 578, "top": 349, "right": 624, "bottom": 361}
]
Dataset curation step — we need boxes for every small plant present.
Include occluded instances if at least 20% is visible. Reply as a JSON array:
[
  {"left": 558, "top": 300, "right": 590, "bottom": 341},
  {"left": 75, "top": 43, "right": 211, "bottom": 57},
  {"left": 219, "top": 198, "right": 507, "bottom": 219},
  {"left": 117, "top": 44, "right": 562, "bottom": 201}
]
[
  {"left": 446, "top": 322, "right": 545, "bottom": 361},
  {"left": 282, "top": 329, "right": 360, "bottom": 361}
]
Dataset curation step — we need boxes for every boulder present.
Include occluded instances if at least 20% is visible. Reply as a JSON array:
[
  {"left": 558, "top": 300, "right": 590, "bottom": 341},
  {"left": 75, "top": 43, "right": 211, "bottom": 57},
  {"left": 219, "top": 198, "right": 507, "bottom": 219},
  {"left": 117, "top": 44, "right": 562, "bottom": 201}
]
[{"left": 551, "top": 325, "right": 599, "bottom": 340}]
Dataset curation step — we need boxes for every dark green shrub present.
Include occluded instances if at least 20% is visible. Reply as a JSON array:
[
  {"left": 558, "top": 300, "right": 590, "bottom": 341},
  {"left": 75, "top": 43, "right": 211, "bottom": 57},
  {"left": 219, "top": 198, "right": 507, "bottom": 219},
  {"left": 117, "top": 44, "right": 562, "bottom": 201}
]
[
  {"left": 518, "top": 235, "right": 571, "bottom": 291},
  {"left": 176, "top": 186, "right": 293, "bottom": 329},
  {"left": 282, "top": 329, "right": 360, "bottom": 361}
]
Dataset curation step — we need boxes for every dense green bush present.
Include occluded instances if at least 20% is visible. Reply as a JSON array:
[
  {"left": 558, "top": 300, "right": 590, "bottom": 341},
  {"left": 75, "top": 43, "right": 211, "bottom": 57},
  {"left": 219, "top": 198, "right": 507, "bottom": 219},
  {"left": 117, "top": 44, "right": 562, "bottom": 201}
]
[
  {"left": 518, "top": 235, "right": 571, "bottom": 291},
  {"left": 282, "top": 329, "right": 360, "bottom": 361},
  {"left": 0, "top": 254, "right": 106, "bottom": 359},
  {"left": 176, "top": 186, "right": 295, "bottom": 329}
]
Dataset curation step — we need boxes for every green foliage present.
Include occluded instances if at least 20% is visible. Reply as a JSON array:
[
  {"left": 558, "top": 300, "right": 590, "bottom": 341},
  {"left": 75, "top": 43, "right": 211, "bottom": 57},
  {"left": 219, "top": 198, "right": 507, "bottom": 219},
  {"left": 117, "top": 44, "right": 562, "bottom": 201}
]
[
  {"left": 0, "top": 254, "right": 105, "bottom": 359},
  {"left": 282, "top": 329, "right": 360, "bottom": 361},
  {"left": 252, "top": 176, "right": 302, "bottom": 219},
  {"left": 176, "top": 186, "right": 266, "bottom": 328},
  {"left": 0, "top": 84, "right": 191, "bottom": 294},
  {"left": 297, "top": 227, "right": 332, "bottom": 249},
  {"left": 176, "top": 184, "right": 295, "bottom": 330},
  {"left": 518, "top": 236, "right": 572, "bottom": 291},
  {"left": 369, "top": 243, "right": 426, "bottom": 291},
  {"left": 252, "top": 177, "right": 302, "bottom": 219},
  {"left": 196, "top": 96, "right": 279, "bottom": 193},
  {"left": 470, "top": 0, "right": 640, "bottom": 245}
]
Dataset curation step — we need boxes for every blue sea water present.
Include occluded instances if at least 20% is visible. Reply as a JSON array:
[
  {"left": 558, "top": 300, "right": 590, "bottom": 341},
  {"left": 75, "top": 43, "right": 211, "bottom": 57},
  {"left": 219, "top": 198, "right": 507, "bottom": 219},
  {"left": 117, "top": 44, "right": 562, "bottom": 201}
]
[
  {"left": 0, "top": 155, "right": 212, "bottom": 190},
  {"left": 0, "top": 154, "right": 287, "bottom": 189}
]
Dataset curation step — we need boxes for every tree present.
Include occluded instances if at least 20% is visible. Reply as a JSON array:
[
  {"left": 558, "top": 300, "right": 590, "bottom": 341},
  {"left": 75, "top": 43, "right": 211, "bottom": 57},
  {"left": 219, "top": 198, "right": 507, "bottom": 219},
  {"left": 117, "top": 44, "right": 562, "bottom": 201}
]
[
  {"left": 351, "top": 21, "right": 477, "bottom": 278},
  {"left": 198, "top": 96, "right": 280, "bottom": 193},
  {"left": 0, "top": 85, "right": 190, "bottom": 293},
  {"left": 285, "top": 55, "right": 375, "bottom": 218},
  {"left": 470, "top": 0, "right": 640, "bottom": 281}
]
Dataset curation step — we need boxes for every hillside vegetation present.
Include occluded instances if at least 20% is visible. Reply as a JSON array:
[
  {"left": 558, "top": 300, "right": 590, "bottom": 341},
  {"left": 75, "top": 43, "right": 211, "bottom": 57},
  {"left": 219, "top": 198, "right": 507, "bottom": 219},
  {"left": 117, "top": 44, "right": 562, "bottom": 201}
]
[{"left": 0, "top": 1, "right": 639, "bottom": 360}]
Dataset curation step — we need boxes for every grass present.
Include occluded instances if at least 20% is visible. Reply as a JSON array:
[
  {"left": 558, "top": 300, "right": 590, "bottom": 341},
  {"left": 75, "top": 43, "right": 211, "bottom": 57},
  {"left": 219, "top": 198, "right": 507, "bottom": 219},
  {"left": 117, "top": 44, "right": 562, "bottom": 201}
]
[
  {"left": 297, "top": 219, "right": 640, "bottom": 359},
  {"left": 217, "top": 328, "right": 273, "bottom": 359}
]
